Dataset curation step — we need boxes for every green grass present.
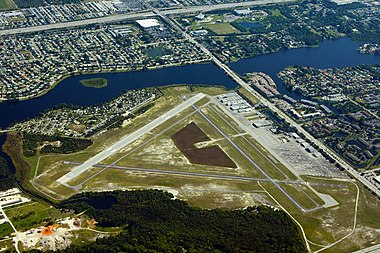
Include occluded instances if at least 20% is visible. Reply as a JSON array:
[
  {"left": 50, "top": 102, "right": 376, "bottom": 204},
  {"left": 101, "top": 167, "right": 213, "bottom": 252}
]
[
  {"left": 208, "top": 104, "right": 243, "bottom": 133},
  {"left": 146, "top": 46, "right": 169, "bottom": 58},
  {"left": 201, "top": 106, "right": 240, "bottom": 136},
  {"left": 81, "top": 168, "right": 269, "bottom": 209},
  {"left": 0, "top": 223, "right": 14, "bottom": 238},
  {"left": 5, "top": 202, "right": 65, "bottom": 231},
  {"left": 0, "top": 0, "right": 17, "bottom": 10},
  {"left": 232, "top": 136, "right": 289, "bottom": 180},
  {"left": 80, "top": 78, "right": 108, "bottom": 89},
  {"left": 210, "top": 14, "right": 224, "bottom": 22},
  {"left": 238, "top": 87, "right": 260, "bottom": 104},
  {"left": 0, "top": 238, "right": 13, "bottom": 252},
  {"left": 281, "top": 184, "right": 318, "bottom": 210},
  {"left": 66, "top": 167, "right": 102, "bottom": 187},
  {"left": 297, "top": 184, "right": 325, "bottom": 206},
  {"left": 242, "top": 135, "right": 298, "bottom": 181},
  {"left": 270, "top": 9, "right": 284, "bottom": 17},
  {"left": 207, "top": 23, "right": 240, "bottom": 35}
]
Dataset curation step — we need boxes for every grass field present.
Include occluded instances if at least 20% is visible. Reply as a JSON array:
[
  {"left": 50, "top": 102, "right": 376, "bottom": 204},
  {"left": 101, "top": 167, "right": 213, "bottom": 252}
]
[
  {"left": 27, "top": 86, "right": 232, "bottom": 198},
  {"left": 240, "top": 135, "right": 298, "bottom": 180},
  {"left": 0, "top": 223, "right": 13, "bottom": 239},
  {"left": 0, "top": 0, "right": 17, "bottom": 10},
  {"left": 238, "top": 86, "right": 260, "bottom": 104},
  {"left": 5, "top": 202, "right": 65, "bottom": 232},
  {"left": 207, "top": 23, "right": 240, "bottom": 35},
  {"left": 201, "top": 106, "right": 241, "bottom": 136},
  {"left": 81, "top": 168, "right": 272, "bottom": 210},
  {"left": 18, "top": 85, "right": 380, "bottom": 252},
  {"left": 66, "top": 167, "right": 103, "bottom": 187},
  {"left": 261, "top": 175, "right": 380, "bottom": 252}
]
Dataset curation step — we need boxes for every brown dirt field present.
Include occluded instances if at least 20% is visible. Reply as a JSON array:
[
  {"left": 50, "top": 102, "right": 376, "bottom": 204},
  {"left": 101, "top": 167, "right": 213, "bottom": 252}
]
[{"left": 171, "top": 122, "right": 236, "bottom": 168}]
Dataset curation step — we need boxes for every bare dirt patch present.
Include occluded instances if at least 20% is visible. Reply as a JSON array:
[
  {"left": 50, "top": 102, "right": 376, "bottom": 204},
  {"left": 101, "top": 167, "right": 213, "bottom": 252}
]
[{"left": 171, "top": 122, "right": 236, "bottom": 168}]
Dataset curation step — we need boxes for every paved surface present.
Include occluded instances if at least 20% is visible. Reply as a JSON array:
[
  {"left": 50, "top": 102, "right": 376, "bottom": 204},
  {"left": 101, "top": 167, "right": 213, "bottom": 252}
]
[
  {"left": 193, "top": 104, "right": 322, "bottom": 213},
  {"left": 0, "top": 0, "right": 296, "bottom": 36},
  {"left": 92, "top": 164, "right": 305, "bottom": 184},
  {"left": 57, "top": 93, "right": 205, "bottom": 185},
  {"left": 162, "top": 6, "right": 380, "bottom": 197},
  {"left": 351, "top": 244, "right": 380, "bottom": 253}
]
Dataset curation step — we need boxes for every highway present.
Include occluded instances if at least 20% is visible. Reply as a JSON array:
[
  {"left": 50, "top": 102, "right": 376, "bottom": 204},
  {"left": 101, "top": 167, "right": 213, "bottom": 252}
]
[
  {"left": 0, "top": 0, "right": 295, "bottom": 36},
  {"left": 56, "top": 93, "right": 206, "bottom": 185},
  {"left": 158, "top": 4, "right": 380, "bottom": 197}
]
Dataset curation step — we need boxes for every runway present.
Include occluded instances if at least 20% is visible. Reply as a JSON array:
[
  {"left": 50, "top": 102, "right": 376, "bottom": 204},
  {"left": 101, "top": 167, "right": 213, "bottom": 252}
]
[{"left": 56, "top": 93, "right": 205, "bottom": 185}]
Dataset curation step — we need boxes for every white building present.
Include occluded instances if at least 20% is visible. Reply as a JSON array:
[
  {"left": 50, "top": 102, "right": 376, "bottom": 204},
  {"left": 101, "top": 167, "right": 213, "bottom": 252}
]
[{"left": 136, "top": 19, "right": 160, "bottom": 28}]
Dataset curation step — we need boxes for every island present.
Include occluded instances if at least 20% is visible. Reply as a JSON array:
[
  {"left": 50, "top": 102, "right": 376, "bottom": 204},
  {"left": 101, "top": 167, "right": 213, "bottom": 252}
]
[{"left": 80, "top": 78, "right": 108, "bottom": 89}]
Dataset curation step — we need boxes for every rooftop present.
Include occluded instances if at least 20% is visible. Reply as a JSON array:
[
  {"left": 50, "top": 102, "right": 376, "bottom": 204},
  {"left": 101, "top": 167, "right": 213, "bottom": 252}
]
[{"left": 136, "top": 19, "right": 160, "bottom": 28}]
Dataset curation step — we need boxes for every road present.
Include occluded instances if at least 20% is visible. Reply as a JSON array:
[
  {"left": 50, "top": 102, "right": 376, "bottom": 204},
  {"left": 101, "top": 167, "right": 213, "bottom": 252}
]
[
  {"left": 0, "top": 206, "right": 20, "bottom": 253},
  {"left": 157, "top": 4, "right": 380, "bottom": 197},
  {"left": 0, "top": 0, "right": 296, "bottom": 36},
  {"left": 157, "top": 7, "right": 323, "bottom": 212},
  {"left": 56, "top": 93, "right": 206, "bottom": 185},
  {"left": 314, "top": 182, "right": 360, "bottom": 253}
]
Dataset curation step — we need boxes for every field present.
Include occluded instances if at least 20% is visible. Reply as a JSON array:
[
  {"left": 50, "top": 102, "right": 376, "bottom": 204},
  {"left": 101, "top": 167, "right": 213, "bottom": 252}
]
[
  {"left": 14, "top": 86, "right": 380, "bottom": 252},
  {"left": 0, "top": 0, "right": 17, "bottom": 10},
  {"left": 171, "top": 122, "right": 236, "bottom": 168},
  {"left": 206, "top": 23, "right": 239, "bottom": 35},
  {"left": 4, "top": 201, "right": 66, "bottom": 231},
  {"left": 0, "top": 223, "right": 13, "bottom": 239}
]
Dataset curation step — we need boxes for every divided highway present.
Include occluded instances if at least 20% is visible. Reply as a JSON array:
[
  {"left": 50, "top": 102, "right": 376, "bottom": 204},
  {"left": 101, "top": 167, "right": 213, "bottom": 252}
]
[
  {"left": 0, "top": 0, "right": 295, "bottom": 36},
  {"left": 57, "top": 93, "right": 205, "bottom": 185},
  {"left": 159, "top": 6, "right": 380, "bottom": 197}
]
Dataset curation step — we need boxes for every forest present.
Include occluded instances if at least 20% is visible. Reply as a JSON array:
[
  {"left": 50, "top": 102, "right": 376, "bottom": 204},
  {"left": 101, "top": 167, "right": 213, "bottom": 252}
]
[
  {"left": 22, "top": 133, "right": 93, "bottom": 157},
  {"left": 0, "top": 156, "right": 15, "bottom": 191},
  {"left": 39, "top": 190, "right": 309, "bottom": 253}
]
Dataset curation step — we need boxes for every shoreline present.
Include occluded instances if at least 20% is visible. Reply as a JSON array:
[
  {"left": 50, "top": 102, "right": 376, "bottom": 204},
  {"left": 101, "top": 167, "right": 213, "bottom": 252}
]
[{"left": 0, "top": 59, "right": 210, "bottom": 103}]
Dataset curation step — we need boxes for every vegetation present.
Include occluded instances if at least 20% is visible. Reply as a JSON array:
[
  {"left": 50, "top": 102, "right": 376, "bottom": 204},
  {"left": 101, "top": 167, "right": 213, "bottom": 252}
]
[
  {"left": 13, "top": 0, "right": 44, "bottom": 8},
  {"left": 0, "top": 155, "right": 16, "bottom": 191},
  {"left": 2, "top": 133, "right": 31, "bottom": 188},
  {"left": 0, "top": 223, "right": 13, "bottom": 239},
  {"left": 146, "top": 46, "right": 172, "bottom": 58},
  {"left": 53, "top": 190, "right": 306, "bottom": 253},
  {"left": 22, "top": 133, "right": 93, "bottom": 157},
  {"left": 80, "top": 78, "right": 108, "bottom": 89},
  {"left": 5, "top": 202, "right": 65, "bottom": 231},
  {"left": 207, "top": 23, "right": 239, "bottom": 35},
  {"left": 0, "top": 0, "right": 17, "bottom": 10}
]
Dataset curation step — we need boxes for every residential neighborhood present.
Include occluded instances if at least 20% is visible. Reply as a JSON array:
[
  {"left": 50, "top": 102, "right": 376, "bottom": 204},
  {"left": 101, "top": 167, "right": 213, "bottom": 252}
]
[{"left": 0, "top": 18, "right": 210, "bottom": 100}]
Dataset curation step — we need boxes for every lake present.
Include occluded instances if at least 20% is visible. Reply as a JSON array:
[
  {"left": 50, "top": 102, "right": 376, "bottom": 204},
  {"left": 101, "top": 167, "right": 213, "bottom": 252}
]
[
  {"left": 0, "top": 63, "right": 236, "bottom": 130},
  {"left": 0, "top": 37, "right": 379, "bottom": 173},
  {"left": 229, "top": 37, "right": 380, "bottom": 97}
]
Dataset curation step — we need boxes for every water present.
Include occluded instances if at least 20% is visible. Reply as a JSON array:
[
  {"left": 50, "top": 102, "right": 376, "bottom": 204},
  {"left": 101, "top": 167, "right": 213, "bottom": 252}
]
[
  {"left": 85, "top": 196, "right": 116, "bottom": 209},
  {"left": 0, "top": 135, "right": 15, "bottom": 174},
  {"left": 0, "top": 63, "right": 236, "bottom": 130},
  {"left": 238, "top": 21, "right": 263, "bottom": 29},
  {"left": 0, "top": 37, "right": 379, "bottom": 173},
  {"left": 229, "top": 37, "right": 380, "bottom": 98}
]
